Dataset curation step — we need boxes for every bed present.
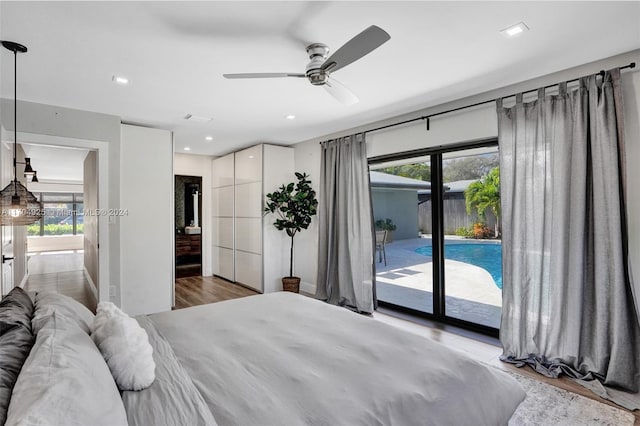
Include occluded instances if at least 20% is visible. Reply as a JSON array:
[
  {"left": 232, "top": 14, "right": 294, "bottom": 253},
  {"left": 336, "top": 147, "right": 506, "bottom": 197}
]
[{"left": 1, "top": 288, "right": 525, "bottom": 426}]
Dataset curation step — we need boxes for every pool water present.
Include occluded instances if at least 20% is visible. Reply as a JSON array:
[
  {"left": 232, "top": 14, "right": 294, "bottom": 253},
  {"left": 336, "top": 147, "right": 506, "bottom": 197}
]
[{"left": 415, "top": 243, "right": 503, "bottom": 289}]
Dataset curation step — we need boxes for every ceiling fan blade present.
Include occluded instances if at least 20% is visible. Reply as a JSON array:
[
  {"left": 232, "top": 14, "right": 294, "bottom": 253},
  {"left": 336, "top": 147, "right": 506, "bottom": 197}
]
[
  {"left": 324, "top": 77, "right": 359, "bottom": 105},
  {"left": 223, "top": 73, "right": 306, "bottom": 79},
  {"left": 321, "top": 25, "right": 390, "bottom": 73}
]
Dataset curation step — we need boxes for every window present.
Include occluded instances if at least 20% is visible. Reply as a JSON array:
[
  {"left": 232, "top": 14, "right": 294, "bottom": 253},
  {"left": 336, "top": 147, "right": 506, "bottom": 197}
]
[{"left": 27, "top": 192, "right": 84, "bottom": 237}]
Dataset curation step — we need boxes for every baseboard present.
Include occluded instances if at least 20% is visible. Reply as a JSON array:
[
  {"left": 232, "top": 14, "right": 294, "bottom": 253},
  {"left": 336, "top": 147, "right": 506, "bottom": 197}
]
[
  {"left": 300, "top": 281, "right": 316, "bottom": 295},
  {"left": 18, "top": 272, "right": 28, "bottom": 289},
  {"left": 83, "top": 266, "right": 98, "bottom": 305}
]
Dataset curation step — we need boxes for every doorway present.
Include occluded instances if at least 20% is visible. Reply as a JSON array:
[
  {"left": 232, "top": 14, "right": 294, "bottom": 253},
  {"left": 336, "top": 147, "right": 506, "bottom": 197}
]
[
  {"left": 370, "top": 140, "right": 501, "bottom": 335},
  {"left": 175, "top": 175, "right": 202, "bottom": 278}
]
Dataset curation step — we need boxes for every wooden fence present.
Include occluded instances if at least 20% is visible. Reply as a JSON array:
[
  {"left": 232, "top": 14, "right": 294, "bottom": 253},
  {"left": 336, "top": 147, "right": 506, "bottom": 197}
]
[{"left": 419, "top": 198, "right": 498, "bottom": 235}]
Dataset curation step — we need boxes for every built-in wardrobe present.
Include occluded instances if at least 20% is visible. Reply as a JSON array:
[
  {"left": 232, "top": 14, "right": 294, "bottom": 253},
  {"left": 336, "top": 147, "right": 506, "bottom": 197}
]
[{"left": 211, "top": 144, "right": 293, "bottom": 292}]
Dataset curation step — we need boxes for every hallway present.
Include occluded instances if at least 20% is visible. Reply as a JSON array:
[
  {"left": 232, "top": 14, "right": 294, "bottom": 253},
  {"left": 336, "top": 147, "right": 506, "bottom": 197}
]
[{"left": 24, "top": 251, "right": 96, "bottom": 312}]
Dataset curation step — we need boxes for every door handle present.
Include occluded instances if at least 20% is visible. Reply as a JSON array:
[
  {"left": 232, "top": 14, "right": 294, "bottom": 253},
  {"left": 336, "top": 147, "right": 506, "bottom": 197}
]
[{"left": 2, "top": 255, "right": 14, "bottom": 264}]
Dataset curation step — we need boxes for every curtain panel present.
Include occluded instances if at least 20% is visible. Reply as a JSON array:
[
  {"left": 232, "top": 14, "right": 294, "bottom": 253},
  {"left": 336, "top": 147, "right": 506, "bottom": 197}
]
[
  {"left": 315, "top": 133, "right": 375, "bottom": 313},
  {"left": 498, "top": 68, "right": 640, "bottom": 402}
]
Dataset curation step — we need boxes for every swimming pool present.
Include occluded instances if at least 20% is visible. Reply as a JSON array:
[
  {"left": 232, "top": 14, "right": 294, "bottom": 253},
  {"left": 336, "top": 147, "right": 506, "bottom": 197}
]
[{"left": 415, "top": 243, "right": 503, "bottom": 289}]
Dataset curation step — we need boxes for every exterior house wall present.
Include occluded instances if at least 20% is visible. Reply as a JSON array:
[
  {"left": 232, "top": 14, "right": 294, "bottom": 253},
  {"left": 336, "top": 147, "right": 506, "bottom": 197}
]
[{"left": 371, "top": 188, "right": 418, "bottom": 241}]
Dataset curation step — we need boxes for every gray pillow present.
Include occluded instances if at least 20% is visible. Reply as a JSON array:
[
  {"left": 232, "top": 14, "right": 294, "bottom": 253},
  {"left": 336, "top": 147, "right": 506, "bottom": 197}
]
[
  {"left": 0, "top": 287, "right": 34, "bottom": 334},
  {"left": 32, "top": 292, "right": 95, "bottom": 335},
  {"left": 0, "top": 288, "right": 36, "bottom": 426},
  {"left": 0, "top": 326, "right": 34, "bottom": 425},
  {"left": 5, "top": 312, "right": 128, "bottom": 426}
]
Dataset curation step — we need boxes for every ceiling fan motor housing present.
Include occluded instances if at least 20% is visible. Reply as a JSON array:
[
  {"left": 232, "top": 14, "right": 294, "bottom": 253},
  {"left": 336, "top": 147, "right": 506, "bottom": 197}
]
[{"left": 305, "top": 43, "right": 329, "bottom": 85}]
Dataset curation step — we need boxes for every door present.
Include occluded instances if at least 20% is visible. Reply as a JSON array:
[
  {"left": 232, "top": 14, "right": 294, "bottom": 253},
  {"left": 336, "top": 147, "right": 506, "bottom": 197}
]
[
  {"left": 370, "top": 141, "right": 501, "bottom": 335},
  {"left": 1, "top": 225, "right": 14, "bottom": 296},
  {"left": 83, "top": 151, "right": 99, "bottom": 292}
]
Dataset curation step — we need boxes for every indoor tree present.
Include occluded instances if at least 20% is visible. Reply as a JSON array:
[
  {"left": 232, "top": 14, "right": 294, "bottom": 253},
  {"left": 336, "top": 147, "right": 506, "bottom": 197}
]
[{"left": 264, "top": 172, "right": 318, "bottom": 288}]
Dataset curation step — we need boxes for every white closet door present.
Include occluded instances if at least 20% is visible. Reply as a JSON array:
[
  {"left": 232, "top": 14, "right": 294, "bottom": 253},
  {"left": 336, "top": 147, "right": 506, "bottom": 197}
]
[
  {"left": 212, "top": 153, "right": 234, "bottom": 188},
  {"left": 211, "top": 153, "right": 235, "bottom": 281},
  {"left": 234, "top": 145, "right": 263, "bottom": 291},
  {"left": 235, "top": 251, "right": 262, "bottom": 291},
  {"left": 236, "top": 218, "right": 262, "bottom": 254},
  {"left": 235, "top": 181, "right": 262, "bottom": 217},
  {"left": 212, "top": 186, "right": 234, "bottom": 217},
  {"left": 234, "top": 145, "right": 262, "bottom": 184}
]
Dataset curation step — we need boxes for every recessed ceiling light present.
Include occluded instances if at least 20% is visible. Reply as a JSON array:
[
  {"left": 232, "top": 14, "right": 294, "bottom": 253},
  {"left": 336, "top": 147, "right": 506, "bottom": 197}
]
[
  {"left": 500, "top": 22, "right": 529, "bottom": 38},
  {"left": 112, "top": 75, "right": 129, "bottom": 85},
  {"left": 184, "top": 114, "right": 212, "bottom": 123},
  {"left": 205, "top": 136, "right": 213, "bottom": 141},
  {"left": 285, "top": 114, "right": 296, "bottom": 120},
  {"left": 248, "top": 155, "right": 255, "bottom": 159},
  {"left": 184, "top": 147, "right": 191, "bottom": 151}
]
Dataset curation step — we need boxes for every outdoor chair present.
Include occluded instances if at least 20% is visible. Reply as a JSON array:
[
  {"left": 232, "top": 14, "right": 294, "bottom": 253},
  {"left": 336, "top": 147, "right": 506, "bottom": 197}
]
[{"left": 375, "top": 230, "right": 387, "bottom": 266}]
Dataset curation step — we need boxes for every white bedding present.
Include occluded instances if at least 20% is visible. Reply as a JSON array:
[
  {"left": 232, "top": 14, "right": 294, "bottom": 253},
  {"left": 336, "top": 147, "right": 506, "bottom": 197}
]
[{"left": 127, "top": 292, "right": 524, "bottom": 425}]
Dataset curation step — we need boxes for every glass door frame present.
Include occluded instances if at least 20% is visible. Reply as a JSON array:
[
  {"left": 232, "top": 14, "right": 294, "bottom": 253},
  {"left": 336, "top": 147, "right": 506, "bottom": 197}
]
[{"left": 369, "top": 137, "right": 500, "bottom": 337}]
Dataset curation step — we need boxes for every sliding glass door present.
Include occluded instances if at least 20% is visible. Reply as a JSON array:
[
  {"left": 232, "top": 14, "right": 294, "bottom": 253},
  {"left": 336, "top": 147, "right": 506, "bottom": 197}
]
[
  {"left": 370, "top": 157, "right": 433, "bottom": 314},
  {"left": 370, "top": 141, "right": 501, "bottom": 334},
  {"left": 441, "top": 147, "right": 501, "bottom": 329}
]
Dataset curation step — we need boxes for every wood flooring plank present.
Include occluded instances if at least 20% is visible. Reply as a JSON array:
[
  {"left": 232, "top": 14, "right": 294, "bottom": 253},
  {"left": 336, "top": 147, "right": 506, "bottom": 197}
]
[{"left": 173, "top": 275, "right": 258, "bottom": 309}]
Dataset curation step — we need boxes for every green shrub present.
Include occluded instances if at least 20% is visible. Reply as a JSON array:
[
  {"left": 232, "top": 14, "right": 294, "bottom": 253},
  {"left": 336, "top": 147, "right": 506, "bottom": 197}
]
[
  {"left": 27, "top": 224, "right": 40, "bottom": 236},
  {"left": 375, "top": 218, "right": 396, "bottom": 231},
  {"left": 27, "top": 223, "right": 84, "bottom": 236},
  {"left": 455, "top": 226, "right": 474, "bottom": 238}
]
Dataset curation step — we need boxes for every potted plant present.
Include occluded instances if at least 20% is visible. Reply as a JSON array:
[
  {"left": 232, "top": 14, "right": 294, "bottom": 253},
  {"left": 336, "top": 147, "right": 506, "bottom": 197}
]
[
  {"left": 375, "top": 218, "right": 397, "bottom": 243},
  {"left": 264, "top": 172, "right": 318, "bottom": 293}
]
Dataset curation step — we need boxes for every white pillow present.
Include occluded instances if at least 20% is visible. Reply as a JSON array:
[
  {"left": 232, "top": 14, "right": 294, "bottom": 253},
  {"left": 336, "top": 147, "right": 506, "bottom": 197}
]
[{"left": 92, "top": 302, "right": 156, "bottom": 391}]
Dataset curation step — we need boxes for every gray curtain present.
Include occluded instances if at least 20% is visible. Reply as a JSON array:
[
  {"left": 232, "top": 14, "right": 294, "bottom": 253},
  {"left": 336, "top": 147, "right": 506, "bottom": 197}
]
[
  {"left": 498, "top": 68, "right": 640, "bottom": 404},
  {"left": 315, "top": 133, "right": 375, "bottom": 313}
]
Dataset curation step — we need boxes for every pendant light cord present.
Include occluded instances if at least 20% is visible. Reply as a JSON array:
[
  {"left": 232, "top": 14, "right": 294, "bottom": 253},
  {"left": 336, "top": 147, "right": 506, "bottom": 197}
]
[{"left": 13, "top": 47, "right": 18, "bottom": 196}]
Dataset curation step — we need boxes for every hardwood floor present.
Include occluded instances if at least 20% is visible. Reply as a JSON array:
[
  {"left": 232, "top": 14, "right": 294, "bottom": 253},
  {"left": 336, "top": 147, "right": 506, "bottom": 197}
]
[
  {"left": 24, "top": 252, "right": 96, "bottom": 313},
  {"left": 173, "top": 275, "right": 258, "bottom": 309}
]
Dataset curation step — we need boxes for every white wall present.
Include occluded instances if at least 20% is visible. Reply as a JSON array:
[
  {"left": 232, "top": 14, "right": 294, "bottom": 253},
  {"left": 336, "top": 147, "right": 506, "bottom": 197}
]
[
  {"left": 1, "top": 99, "right": 120, "bottom": 303},
  {"left": 292, "top": 140, "right": 321, "bottom": 294},
  {"left": 28, "top": 235, "right": 83, "bottom": 252},
  {"left": 174, "top": 153, "right": 214, "bottom": 276},
  {"left": 120, "top": 124, "right": 173, "bottom": 315},
  {"left": 27, "top": 181, "right": 83, "bottom": 193},
  {"left": 294, "top": 50, "right": 640, "bottom": 305}
]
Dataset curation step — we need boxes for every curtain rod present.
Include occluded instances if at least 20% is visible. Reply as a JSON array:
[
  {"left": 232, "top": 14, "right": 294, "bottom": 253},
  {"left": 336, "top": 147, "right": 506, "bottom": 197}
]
[{"left": 364, "top": 61, "right": 636, "bottom": 135}]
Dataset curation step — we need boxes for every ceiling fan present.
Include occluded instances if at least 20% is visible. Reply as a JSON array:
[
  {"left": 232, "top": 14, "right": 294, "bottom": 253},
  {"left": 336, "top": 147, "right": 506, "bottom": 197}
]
[{"left": 223, "top": 25, "right": 390, "bottom": 105}]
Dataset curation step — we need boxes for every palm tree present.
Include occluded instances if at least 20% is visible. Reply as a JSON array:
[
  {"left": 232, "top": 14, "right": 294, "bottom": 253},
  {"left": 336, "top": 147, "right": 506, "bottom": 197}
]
[{"left": 464, "top": 167, "right": 500, "bottom": 236}]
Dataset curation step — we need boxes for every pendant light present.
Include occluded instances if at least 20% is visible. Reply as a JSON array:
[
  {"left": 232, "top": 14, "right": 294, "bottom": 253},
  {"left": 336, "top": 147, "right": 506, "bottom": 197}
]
[{"left": 0, "top": 41, "right": 43, "bottom": 226}]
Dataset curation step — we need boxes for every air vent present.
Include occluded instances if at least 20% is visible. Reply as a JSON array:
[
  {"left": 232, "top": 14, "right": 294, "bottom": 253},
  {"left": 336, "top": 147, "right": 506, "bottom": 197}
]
[{"left": 184, "top": 114, "right": 212, "bottom": 123}]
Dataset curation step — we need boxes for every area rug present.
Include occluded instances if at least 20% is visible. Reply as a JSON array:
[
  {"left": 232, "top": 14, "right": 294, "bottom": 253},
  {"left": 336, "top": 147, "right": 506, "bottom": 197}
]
[{"left": 507, "top": 370, "right": 635, "bottom": 426}]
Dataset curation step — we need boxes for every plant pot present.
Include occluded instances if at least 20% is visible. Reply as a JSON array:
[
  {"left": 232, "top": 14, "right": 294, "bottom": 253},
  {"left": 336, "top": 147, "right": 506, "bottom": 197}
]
[
  {"left": 385, "top": 230, "right": 393, "bottom": 243},
  {"left": 282, "top": 276, "right": 301, "bottom": 293}
]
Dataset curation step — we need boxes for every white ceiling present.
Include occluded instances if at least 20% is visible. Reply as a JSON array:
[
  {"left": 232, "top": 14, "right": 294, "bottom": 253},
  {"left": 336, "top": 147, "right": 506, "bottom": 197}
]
[
  {"left": 1, "top": 1, "right": 639, "bottom": 156},
  {"left": 20, "top": 144, "right": 88, "bottom": 182}
]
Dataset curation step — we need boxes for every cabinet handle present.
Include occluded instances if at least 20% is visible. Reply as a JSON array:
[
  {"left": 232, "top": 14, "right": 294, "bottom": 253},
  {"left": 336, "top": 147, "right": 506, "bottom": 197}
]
[{"left": 2, "top": 255, "right": 14, "bottom": 264}]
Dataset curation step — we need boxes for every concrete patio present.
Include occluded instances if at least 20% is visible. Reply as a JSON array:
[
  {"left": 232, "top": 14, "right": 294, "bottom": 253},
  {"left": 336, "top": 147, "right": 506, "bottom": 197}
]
[{"left": 375, "top": 237, "right": 502, "bottom": 329}]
